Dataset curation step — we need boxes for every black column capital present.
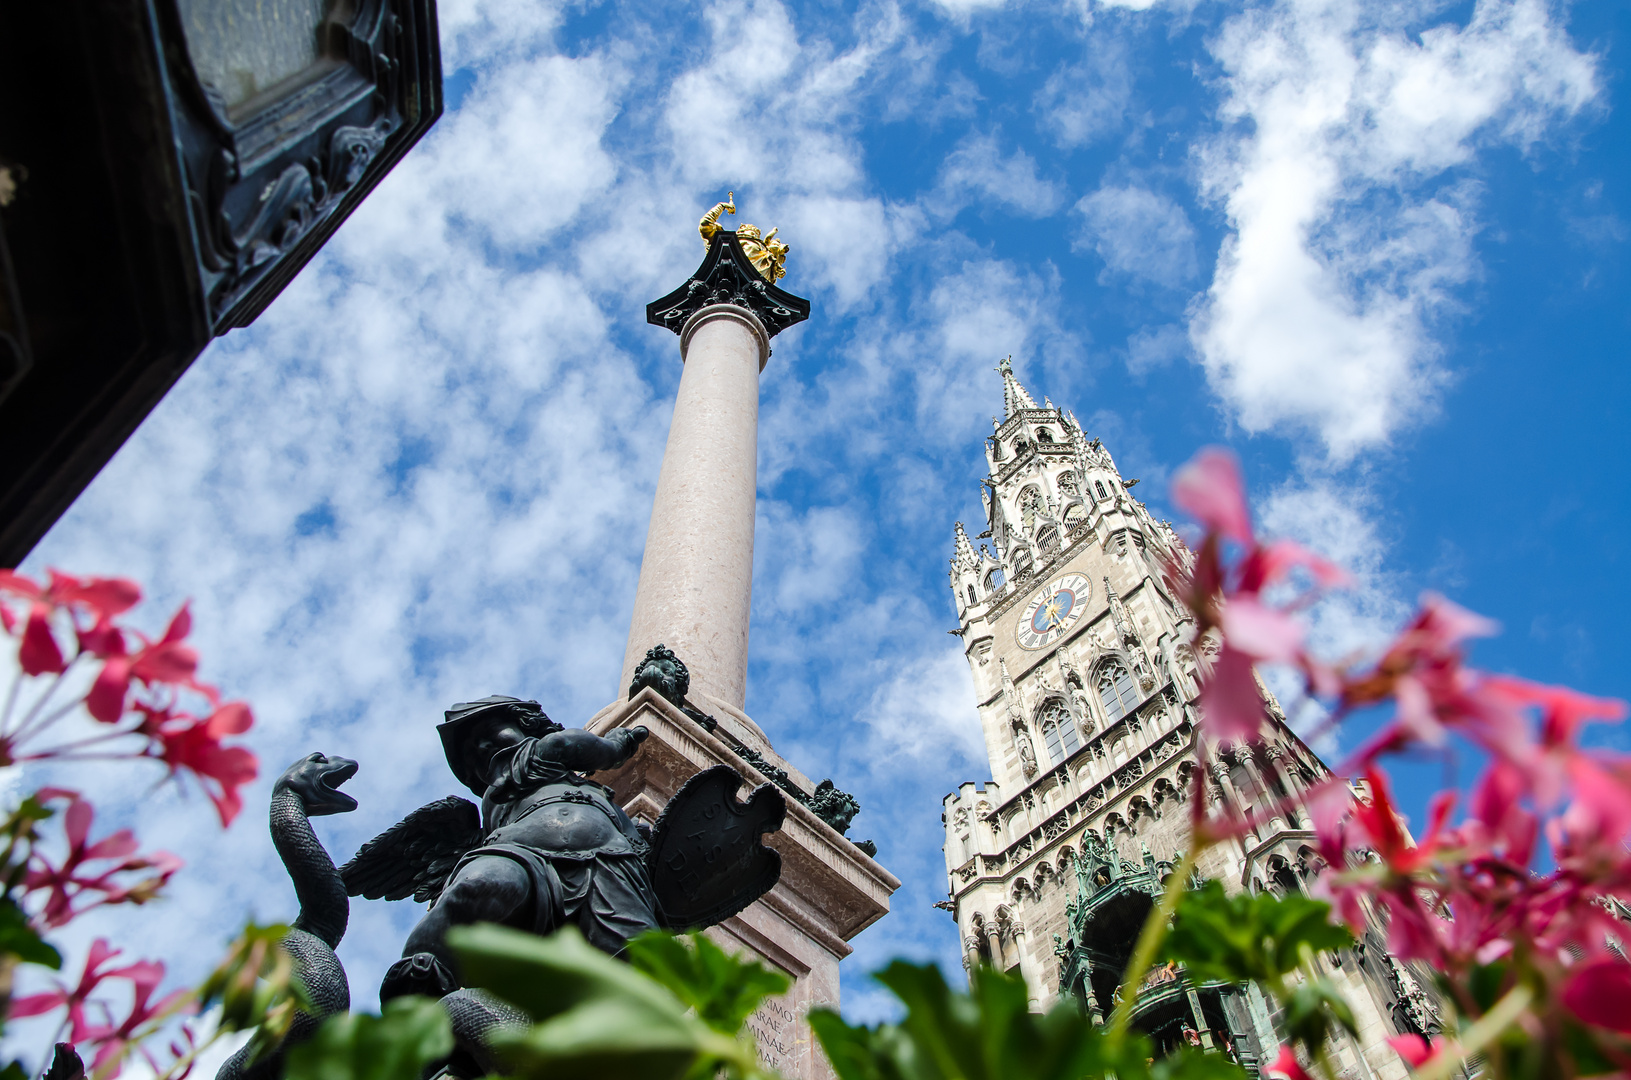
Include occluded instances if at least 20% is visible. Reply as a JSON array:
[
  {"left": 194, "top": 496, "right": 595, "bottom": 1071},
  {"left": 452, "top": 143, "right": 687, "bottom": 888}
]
[{"left": 646, "top": 231, "right": 811, "bottom": 339}]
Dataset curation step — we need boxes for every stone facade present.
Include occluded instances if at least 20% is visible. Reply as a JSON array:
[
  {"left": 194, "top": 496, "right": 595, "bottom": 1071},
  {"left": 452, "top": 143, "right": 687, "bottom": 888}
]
[{"left": 940, "top": 362, "right": 1435, "bottom": 1077}]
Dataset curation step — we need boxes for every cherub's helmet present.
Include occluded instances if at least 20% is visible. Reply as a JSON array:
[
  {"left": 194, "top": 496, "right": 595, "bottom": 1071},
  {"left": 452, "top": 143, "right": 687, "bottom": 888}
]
[{"left": 438, "top": 695, "right": 561, "bottom": 794}]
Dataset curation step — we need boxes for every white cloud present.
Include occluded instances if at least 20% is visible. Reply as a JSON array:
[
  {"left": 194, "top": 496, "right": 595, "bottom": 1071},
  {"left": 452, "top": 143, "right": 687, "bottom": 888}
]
[
  {"left": 1034, "top": 37, "right": 1134, "bottom": 149},
  {"left": 1191, "top": 0, "right": 1598, "bottom": 460},
  {"left": 1253, "top": 476, "right": 1412, "bottom": 752},
  {"left": 1125, "top": 323, "right": 1189, "bottom": 375},
  {"left": 932, "top": 130, "right": 1064, "bottom": 219},
  {"left": 1074, "top": 184, "right": 1198, "bottom": 287}
]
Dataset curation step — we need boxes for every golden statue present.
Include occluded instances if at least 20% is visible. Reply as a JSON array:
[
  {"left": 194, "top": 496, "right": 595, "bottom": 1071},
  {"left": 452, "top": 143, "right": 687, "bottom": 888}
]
[{"left": 699, "top": 192, "right": 789, "bottom": 283}]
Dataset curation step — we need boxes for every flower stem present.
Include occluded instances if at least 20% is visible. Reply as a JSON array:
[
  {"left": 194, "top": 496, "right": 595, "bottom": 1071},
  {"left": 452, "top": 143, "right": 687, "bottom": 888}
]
[
  {"left": 1108, "top": 837, "right": 1199, "bottom": 1042},
  {"left": 1410, "top": 982, "right": 1534, "bottom": 1080}
]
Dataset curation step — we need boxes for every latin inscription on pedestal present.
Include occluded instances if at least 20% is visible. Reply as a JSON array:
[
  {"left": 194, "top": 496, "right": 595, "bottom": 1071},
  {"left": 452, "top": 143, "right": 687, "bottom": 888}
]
[{"left": 749, "top": 996, "right": 802, "bottom": 1073}]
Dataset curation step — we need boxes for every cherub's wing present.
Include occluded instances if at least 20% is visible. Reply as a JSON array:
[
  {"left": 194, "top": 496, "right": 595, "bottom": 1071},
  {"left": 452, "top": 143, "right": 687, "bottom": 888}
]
[
  {"left": 646, "top": 765, "right": 785, "bottom": 931},
  {"left": 339, "top": 796, "right": 484, "bottom": 905}
]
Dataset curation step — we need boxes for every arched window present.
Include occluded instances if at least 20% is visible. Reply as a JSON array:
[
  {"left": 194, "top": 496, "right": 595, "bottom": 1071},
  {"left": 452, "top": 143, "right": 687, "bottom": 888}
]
[
  {"left": 1097, "top": 662, "right": 1141, "bottom": 721},
  {"left": 966, "top": 585, "right": 977, "bottom": 606},
  {"left": 1019, "top": 486, "right": 1044, "bottom": 514},
  {"left": 1062, "top": 503, "right": 1084, "bottom": 526},
  {"left": 1095, "top": 480, "right": 1109, "bottom": 500},
  {"left": 1036, "top": 428, "right": 1053, "bottom": 443},
  {"left": 1057, "top": 471, "right": 1079, "bottom": 496},
  {"left": 1012, "top": 548, "right": 1033, "bottom": 581},
  {"left": 1038, "top": 700, "right": 1080, "bottom": 765},
  {"left": 985, "top": 568, "right": 1005, "bottom": 590},
  {"left": 1037, "top": 526, "right": 1059, "bottom": 554}
]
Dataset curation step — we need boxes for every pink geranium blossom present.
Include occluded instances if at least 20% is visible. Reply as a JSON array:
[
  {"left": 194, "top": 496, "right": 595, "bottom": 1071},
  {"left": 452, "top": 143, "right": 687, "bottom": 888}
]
[{"left": 23, "top": 791, "right": 182, "bottom": 927}]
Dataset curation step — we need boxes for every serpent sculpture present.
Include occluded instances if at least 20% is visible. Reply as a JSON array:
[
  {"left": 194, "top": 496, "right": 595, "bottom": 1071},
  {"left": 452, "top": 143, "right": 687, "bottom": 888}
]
[{"left": 216, "top": 753, "right": 359, "bottom": 1080}]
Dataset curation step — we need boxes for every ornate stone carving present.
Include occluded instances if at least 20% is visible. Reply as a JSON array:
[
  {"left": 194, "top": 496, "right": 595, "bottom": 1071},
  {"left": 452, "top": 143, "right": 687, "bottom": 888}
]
[{"left": 647, "top": 228, "right": 811, "bottom": 339}]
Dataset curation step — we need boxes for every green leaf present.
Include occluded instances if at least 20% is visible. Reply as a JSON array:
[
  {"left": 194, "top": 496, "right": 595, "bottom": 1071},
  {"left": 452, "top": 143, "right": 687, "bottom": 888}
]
[
  {"left": 0, "top": 898, "right": 58, "bottom": 969},
  {"left": 451, "top": 924, "right": 747, "bottom": 1080},
  {"left": 285, "top": 997, "right": 452, "bottom": 1080},
  {"left": 626, "top": 930, "right": 790, "bottom": 1036},
  {"left": 1280, "top": 978, "right": 1357, "bottom": 1051},
  {"left": 809, "top": 961, "right": 1128, "bottom": 1080},
  {"left": 1150, "top": 1048, "right": 1251, "bottom": 1080},
  {"left": 1160, "top": 881, "right": 1352, "bottom": 987}
]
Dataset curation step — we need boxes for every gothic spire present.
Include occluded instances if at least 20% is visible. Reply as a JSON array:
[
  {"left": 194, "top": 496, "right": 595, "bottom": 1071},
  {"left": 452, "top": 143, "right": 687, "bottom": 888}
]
[
  {"left": 996, "top": 356, "right": 1037, "bottom": 417},
  {"left": 953, "top": 521, "right": 978, "bottom": 569}
]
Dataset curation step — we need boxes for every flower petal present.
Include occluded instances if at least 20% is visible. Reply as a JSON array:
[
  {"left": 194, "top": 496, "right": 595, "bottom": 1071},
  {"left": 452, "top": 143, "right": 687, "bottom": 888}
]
[{"left": 1172, "top": 448, "right": 1254, "bottom": 546}]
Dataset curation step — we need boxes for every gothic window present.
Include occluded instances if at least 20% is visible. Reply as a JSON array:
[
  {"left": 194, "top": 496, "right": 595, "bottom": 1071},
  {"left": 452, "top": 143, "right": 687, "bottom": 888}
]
[
  {"left": 1012, "top": 548, "right": 1033, "bottom": 581},
  {"left": 985, "top": 568, "right": 1004, "bottom": 590},
  {"left": 1036, "top": 428, "right": 1054, "bottom": 443},
  {"left": 1095, "top": 480, "right": 1109, "bottom": 500},
  {"left": 1062, "top": 503, "right": 1084, "bottom": 526},
  {"left": 966, "top": 585, "right": 977, "bottom": 606},
  {"left": 1097, "top": 661, "right": 1141, "bottom": 721},
  {"left": 1014, "top": 440, "right": 1030, "bottom": 456},
  {"left": 1038, "top": 700, "right": 1080, "bottom": 765},
  {"left": 1037, "top": 526, "right": 1059, "bottom": 554},
  {"left": 1019, "top": 486, "right": 1043, "bottom": 514},
  {"left": 1057, "top": 471, "right": 1078, "bottom": 495}
]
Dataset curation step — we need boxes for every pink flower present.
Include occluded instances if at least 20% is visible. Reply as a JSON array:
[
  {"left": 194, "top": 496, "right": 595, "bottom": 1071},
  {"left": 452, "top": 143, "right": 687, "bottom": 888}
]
[
  {"left": 1561, "top": 958, "right": 1631, "bottom": 1033},
  {"left": 79, "top": 957, "right": 190, "bottom": 1080},
  {"left": 1263, "top": 1045, "right": 1313, "bottom": 1080},
  {"left": 1387, "top": 1034, "right": 1445, "bottom": 1068},
  {"left": 11, "top": 939, "right": 124, "bottom": 1042},
  {"left": 86, "top": 603, "right": 202, "bottom": 724},
  {"left": 20, "top": 604, "right": 65, "bottom": 676},
  {"left": 1171, "top": 448, "right": 1254, "bottom": 546},
  {"left": 1198, "top": 645, "right": 1268, "bottom": 743},
  {"left": 23, "top": 792, "right": 182, "bottom": 927},
  {"left": 149, "top": 703, "right": 257, "bottom": 826}
]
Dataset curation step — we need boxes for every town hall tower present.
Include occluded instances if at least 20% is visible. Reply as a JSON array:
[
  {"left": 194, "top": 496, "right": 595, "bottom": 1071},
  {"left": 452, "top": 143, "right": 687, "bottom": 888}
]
[{"left": 939, "top": 361, "right": 1436, "bottom": 1077}]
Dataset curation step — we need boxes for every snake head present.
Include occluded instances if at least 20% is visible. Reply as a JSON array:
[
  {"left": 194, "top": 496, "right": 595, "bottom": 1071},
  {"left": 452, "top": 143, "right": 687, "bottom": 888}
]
[{"left": 275, "top": 752, "right": 360, "bottom": 817}]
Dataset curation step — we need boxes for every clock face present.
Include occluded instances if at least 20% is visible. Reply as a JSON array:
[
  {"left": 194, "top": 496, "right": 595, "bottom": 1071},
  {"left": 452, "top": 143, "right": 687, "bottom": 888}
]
[{"left": 1017, "top": 574, "right": 1091, "bottom": 651}]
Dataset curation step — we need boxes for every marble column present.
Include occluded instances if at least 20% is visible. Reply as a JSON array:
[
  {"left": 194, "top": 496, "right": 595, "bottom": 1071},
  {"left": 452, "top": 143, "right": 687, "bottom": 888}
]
[
  {"left": 1237, "top": 753, "right": 1287, "bottom": 833},
  {"left": 621, "top": 304, "right": 769, "bottom": 711},
  {"left": 1010, "top": 923, "right": 1043, "bottom": 1011}
]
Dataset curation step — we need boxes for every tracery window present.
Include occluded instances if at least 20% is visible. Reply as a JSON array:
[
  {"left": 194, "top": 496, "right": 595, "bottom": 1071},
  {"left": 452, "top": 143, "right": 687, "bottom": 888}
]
[
  {"left": 1037, "top": 526, "right": 1059, "bottom": 554},
  {"left": 1012, "top": 548, "right": 1033, "bottom": 581},
  {"left": 1097, "top": 661, "right": 1141, "bottom": 721},
  {"left": 1036, "top": 428, "right": 1054, "bottom": 443},
  {"left": 1057, "top": 471, "right": 1079, "bottom": 496},
  {"left": 1095, "top": 480, "right": 1109, "bottom": 500},
  {"left": 985, "top": 568, "right": 1005, "bottom": 590},
  {"left": 1019, "top": 486, "right": 1044, "bottom": 514},
  {"left": 1038, "top": 700, "right": 1080, "bottom": 765},
  {"left": 966, "top": 585, "right": 977, "bottom": 606}
]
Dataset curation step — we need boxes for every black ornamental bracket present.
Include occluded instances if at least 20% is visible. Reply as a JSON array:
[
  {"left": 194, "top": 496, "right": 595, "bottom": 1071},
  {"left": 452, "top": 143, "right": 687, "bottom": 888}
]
[{"left": 646, "top": 231, "right": 811, "bottom": 340}]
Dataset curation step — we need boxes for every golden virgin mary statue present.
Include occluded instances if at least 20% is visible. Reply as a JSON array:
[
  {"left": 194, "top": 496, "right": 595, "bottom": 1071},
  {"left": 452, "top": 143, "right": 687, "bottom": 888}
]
[{"left": 698, "top": 192, "right": 789, "bottom": 283}]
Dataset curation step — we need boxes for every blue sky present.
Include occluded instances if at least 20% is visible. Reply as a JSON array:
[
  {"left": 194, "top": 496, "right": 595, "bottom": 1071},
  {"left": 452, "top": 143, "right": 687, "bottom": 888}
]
[{"left": 15, "top": 0, "right": 1630, "bottom": 1041}]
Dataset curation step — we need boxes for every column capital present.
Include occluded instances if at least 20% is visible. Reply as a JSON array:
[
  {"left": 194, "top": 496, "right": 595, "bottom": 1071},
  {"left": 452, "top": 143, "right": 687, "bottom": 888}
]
[
  {"left": 681, "top": 304, "right": 771, "bottom": 369},
  {"left": 648, "top": 231, "right": 811, "bottom": 351}
]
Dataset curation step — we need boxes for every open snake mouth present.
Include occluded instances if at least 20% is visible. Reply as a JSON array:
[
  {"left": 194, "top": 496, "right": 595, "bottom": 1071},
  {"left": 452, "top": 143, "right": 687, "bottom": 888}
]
[{"left": 317, "top": 757, "right": 360, "bottom": 812}]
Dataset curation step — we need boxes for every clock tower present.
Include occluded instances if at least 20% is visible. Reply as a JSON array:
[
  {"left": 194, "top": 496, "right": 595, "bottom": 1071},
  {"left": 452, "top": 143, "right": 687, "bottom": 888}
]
[{"left": 940, "top": 361, "right": 1429, "bottom": 1078}]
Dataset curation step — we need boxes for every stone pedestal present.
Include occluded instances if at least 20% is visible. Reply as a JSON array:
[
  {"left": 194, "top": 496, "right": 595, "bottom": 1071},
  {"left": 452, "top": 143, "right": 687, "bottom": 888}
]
[{"left": 588, "top": 690, "right": 899, "bottom": 1080}]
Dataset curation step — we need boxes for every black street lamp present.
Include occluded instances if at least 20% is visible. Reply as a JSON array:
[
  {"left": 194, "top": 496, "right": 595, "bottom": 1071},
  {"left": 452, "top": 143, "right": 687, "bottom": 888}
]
[{"left": 0, "top": 0, "right": 442, "bottom": 565}]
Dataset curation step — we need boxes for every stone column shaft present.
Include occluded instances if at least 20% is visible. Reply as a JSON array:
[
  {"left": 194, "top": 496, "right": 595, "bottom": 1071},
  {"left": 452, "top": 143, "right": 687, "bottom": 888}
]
[{"left": 621, "top": 305, "right": 769, "bottom": 710}]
